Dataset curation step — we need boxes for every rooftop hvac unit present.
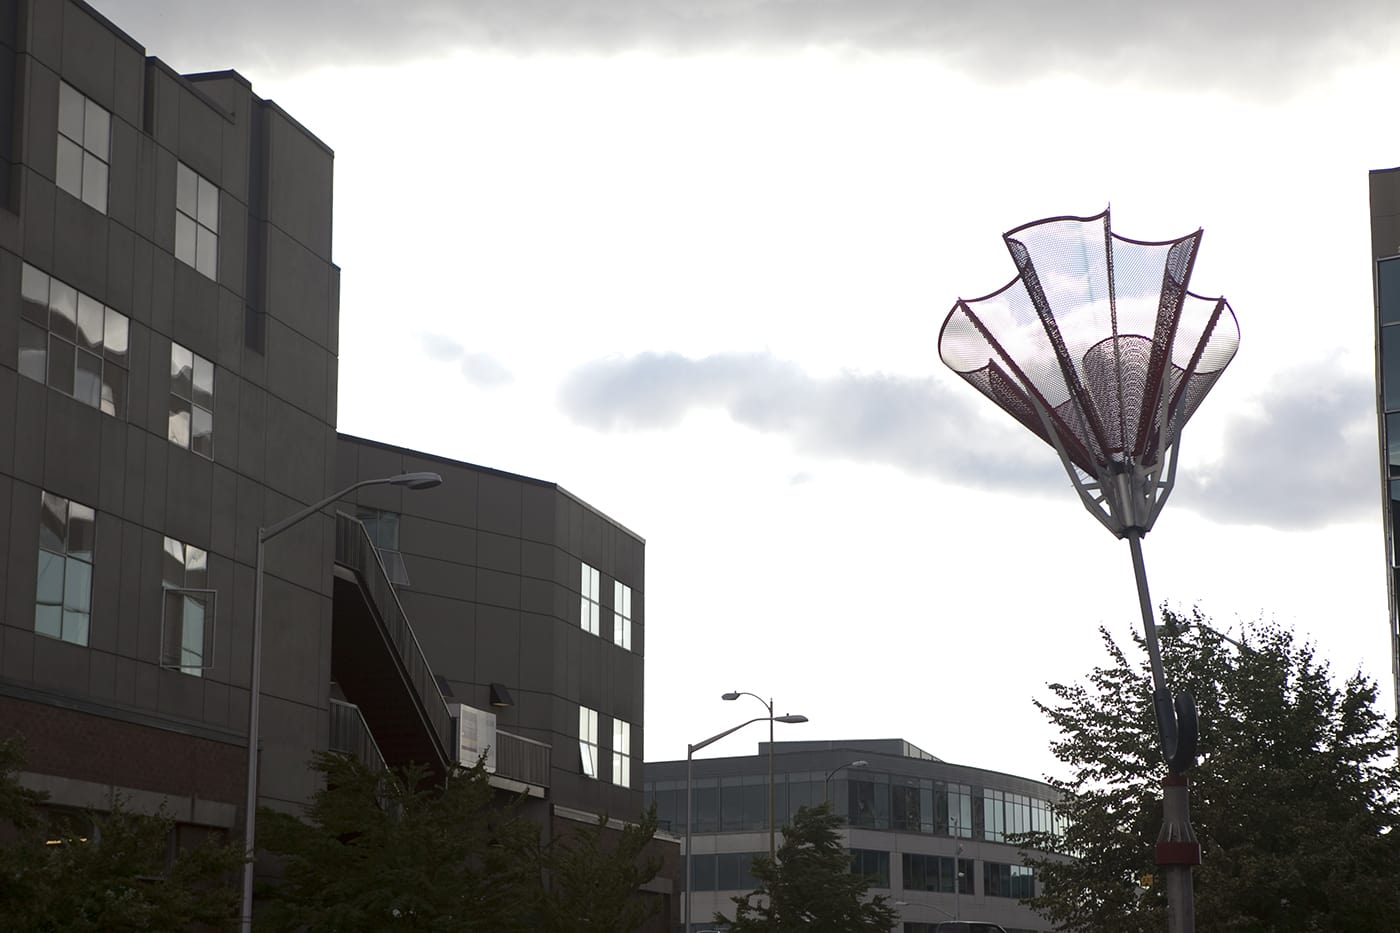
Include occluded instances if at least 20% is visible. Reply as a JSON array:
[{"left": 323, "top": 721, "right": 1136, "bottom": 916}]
[{"left": 450, "top": 702, "right": 497, "bottom": 773}]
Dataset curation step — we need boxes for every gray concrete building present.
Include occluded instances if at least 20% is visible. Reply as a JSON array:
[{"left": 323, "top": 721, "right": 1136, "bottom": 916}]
[
  {"left": 0, "top": 1, "right": 670, "bottom": 925},
  {"left": 1370, "top": 166, "right": 1400, "bottom": 723},
  {"left": 647, "top": 739, "right": 1064, "bottom": 933}
]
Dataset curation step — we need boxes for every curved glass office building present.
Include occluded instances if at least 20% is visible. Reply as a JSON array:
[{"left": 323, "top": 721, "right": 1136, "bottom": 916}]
[{"left": 645, "top": 738, "right": 1067, "bottom": 933}]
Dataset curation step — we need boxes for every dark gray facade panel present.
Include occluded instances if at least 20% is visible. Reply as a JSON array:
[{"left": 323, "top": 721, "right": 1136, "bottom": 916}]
[
  {"left": 25, "top": 0, "right": 62, "bottom": 70},
  {"left": 477, "top": 529, "right": 522, "bottom": 575},
  {"left": 209, "top": 463, "right": 238, "bottom": 558},
  {"left": 234, "top": 379, "right": 265, "bottom": 483},
  {"left": 107, "top": 117, "right": 139, "bottom": 228},
  {"left": 105, "top": 220, "right": 134, "bottom": 312},
  {"left": 33, "top": 629, "right": 88, "bottom": 694},
  {"left": 22, "top": 169, "right": 56, "bottom": 270},
  {"left": 87, "top": 646, "right": 115, "bottom": 701},
  {"left": 0, "top": 369, "right": 14, "bottom": 475},
  {"left": 401, "top": 515, "right": 476, "bottom": 566},
  {"left": 139, "top": 431, "right": 168, "bottom": 529},
  {"left": 57, "top": 1, "right": 114, "bottom": 106},
  {"left": 119, "top": 423, "right": 146, "bottom": 519},
  {"left": 110, "top": 32, "right": 141, "bottom": 126},
  {"left": 164, "top": 446, "right": 214, "bottom": 547},
  {"left": 114, "top": 517, "right": 142, "bottom": 656},
  {"left": 261, "top": 395, "right": 329, "bottom": 507},
  {"left": 43, "top": 392, "right": 101, "bottom": 503},
  {"left": 264, "top": 216, "right": 332, "bottom": 350},
  {"left": 211, "top": 365, "right": 240, "bottom": 472},
  {"left": 175, "top": 84, "right": 224, "bottom": 184},
  {"left": 88, "top": 510, "right": 119, "bottom": 652},
  {"left": 148, "top": 244, "right": 173, "bottom": 336},
  {"left": 216, "top": 189, "right": 247, "bottom": 293},
  {"left": 51, "top": 189, "right": 105, "bottom": 294},
  {"left": 171, "top": 263, "right": 219, "bottom": 356},
  {"left": 131, "top": 134, "right": 157, "bottom": 242},
  {"left": 13, "top": 377, "right": 46, "bottom": 482},
  {"left": 264, "top": 313, "right": 327, "bottom": 421},
  {"left": 265, "top": 111, "right": 333, "bottom": 261},
  {"left": 24, "top": 62, "right": 58, "bottom": 182},
  {"left": 477, "top": 471, "right": 524, "bottom": 536}
]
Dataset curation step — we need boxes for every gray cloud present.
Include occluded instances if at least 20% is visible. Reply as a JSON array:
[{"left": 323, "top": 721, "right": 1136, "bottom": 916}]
[
  {"left": 92, "top": 0, "right": 1400, "bottom": 94},
  {"left": 1177, "top": 367, "right": 1377, "bottom": 530},
  {"left": 420, "top": 334, "right": 513, "bottom": 388},
  {"left": 560, "top": 352, "right": 1381, "bottom": 531},
  {"left": 558, "top": 351, "right": 1064, "bottom": 492}
]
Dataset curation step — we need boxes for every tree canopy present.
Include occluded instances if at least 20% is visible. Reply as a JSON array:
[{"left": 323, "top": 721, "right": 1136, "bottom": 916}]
[
  {"left": 0, "top": 737, "right": 242, "bottom": 932},
  {"left": 257, "top": 751, "right": 662, "bottom": 932},
  {"left": 1020, "top": 608, "right": 1400, "bottom": 932},
  {"left": 719, "top": 801, "right": 900, "bottom": 933}
]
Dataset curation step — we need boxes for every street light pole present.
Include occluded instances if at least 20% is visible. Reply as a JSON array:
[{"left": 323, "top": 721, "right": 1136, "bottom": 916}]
[
  {"left": 686, "top": 712, "right": 808, "bottom": 932},
  {"left": 723, "top": 690, "right": 803, "bottom": 862},
  {"left": 239, "top": 471, "right": 442, "bottom": 933},
  {"left": 823, "top": 759, "right": 868, "bottom": 803}
]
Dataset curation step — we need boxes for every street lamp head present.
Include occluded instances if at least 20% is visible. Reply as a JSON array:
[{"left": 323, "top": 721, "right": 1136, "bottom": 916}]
[
  {"left": 387, "top": 471, "right": 443, "bottom": 490},
  {"left": 851, "top": 759, "right": 868, "bottom": 768},
  {"left": 721, "top": 692, "right": 741, "bottom": 701},
  {"left": 775, "top": 714, "right": 808, "bottom": 724}
]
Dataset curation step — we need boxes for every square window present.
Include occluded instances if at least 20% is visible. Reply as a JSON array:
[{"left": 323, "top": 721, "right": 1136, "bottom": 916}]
[
  {"left": 81, "top": 155, "right": 107, "bottom": 213},
  {"left": 55, "top": 136, "right": 83, "bottom": 198},
  {"left": 169, "top": 342, "right": 213, "bottom": 458},
  {"left": 174, "top": 212, "right": 197, "bottom": 268},
  {"left": 21, "top": 264, "right": 49, "bottom": 324},
  {"left": 83, "top": 100, "right": 109, "bottom": 159},
  {"left": 168, "top": 396, "right": 191, "bottom": 447},
  {"left": 17, "top": 265, "right": 126, "bottom": 419},
  {"left": 177, "top": 162, "right": 197, "bottom": 216},
  {"left": 76, "top": 294, "right": 103, "bottom": 351},
  {"left": 176, "top": 162, "right": 218, "bottom": 280},
  {"left": 48, "top": 280, "right": 77, "bottom": 342},
  {"left": 56, "top": 83, "right": 108, "bottom": 214},
  {"left": 58, "top": 82, "right": 84, "bottom": 142},
  {"left": 74, "top": 349, "right": 102, "bottom": 409}
]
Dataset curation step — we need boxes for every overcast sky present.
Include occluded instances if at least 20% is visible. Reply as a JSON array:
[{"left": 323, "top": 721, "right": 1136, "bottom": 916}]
[{"left": 94, "top": 0, "right": 1400, "bottom": 783}]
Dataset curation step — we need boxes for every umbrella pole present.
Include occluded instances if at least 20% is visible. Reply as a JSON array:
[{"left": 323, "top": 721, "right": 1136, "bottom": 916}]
[{"left": 1127, "top": 531, "right": 1199, "bottom": 933}]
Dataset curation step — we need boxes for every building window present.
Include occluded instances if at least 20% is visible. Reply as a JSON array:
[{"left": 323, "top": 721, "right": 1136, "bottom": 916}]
[
  {"left": 984, "top": 861, "right": 1035, "bottom": 898},
  {"left": 902, "top": 853, "right": 973, "bottom": 894},
  {"left": 579, "top": 706, "right": 599, "bottom": 778},
  {"left": 175, "top": 162, "right": 218, "bottom": 279},
  {"left": 161, "top": 537, "right": 214, "bottom": 676},
  {"left": 580, "top": 563, "right": 600, "bottom": 636},
  {"left": 19, "top": 264, "right": 129, "bottom": 416},
  {"left": 613, "top": 580, "right": 632, "bottom": 650},
  {"left": 850, "top": 848, "right": 891, "bottom": 888},
  {"left": 168, "top": 342, "right": 213, "bottom": 458},
  {"left": 56, "top": 82, "right": 108, "bottom": 213},
  {"left": 35, "top": 491, "right": 94, "bottom": 646},
  {"left": 355, "top": 509, "right": 410, "bottom": 586},
  {"left": 612, "top": 718, "right": 632, "bottom": 786}
]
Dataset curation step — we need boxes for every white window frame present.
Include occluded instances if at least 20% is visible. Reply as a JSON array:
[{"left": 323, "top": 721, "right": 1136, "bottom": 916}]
[
  {"left": 579, "top": 706, "right": 599, "bottom": 778},
  {"left": 175, "top": 162, "right": 219, "bottom": 279},
  {"left": 613, "top": 580, "right": 632, "bottom": 650},
  {"left": 56, "top": 81, "right": 109, "bottom": 213},
  {"left": 580, "top": 563, "right": 600, "bottom": 636}
]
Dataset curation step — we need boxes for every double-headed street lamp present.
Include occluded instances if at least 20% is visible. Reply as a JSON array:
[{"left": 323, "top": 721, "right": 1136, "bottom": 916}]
[
  {"left": 823, "top": 759, "right": 867, "bottom": 803},
  {"left": 240, "top": 471, "right": 442, "bottom": 933},
  {"left": 685, "top": 711, "right": 808, "bottom": 931},
  {"left": 723, "top": 690, "right": 807, "bottom": 862}
]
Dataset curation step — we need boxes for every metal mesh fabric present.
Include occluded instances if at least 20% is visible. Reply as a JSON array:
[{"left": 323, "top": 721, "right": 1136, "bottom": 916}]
[{"left": 939, "top": 210, "right": 1239, "bottom": 477}]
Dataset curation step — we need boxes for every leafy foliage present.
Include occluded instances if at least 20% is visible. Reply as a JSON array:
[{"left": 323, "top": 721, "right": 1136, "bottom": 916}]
[
  {"left": 1020, "top": 609, "right": 1400, "bottom": 932},
  {"left": 719, "top": 801, "right": 900, "bottom": 933},
  {"left": 257, "top": 753, "right": 542, "bottom": 932},
  {"left": 0, "top": 737, "right": 243, "bottom": 932},
  {"left": 258, "top": 752, "right": 663, "bottom": 932},
  {"left": 536, "top": 807, "right": 663, "bottom": 933}
]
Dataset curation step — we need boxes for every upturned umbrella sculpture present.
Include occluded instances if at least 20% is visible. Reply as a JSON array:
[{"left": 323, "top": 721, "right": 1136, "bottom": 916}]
[{"left": 939, "top": 209, "right": 1239, "bottom": 933}]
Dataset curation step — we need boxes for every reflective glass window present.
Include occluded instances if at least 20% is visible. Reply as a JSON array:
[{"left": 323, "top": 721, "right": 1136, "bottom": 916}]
[
  {"left": 17, "top": 264, "right": 128, "bottom": 416},
  {"left": 613, "top": 580, "right": 632, "bottom": 650},
  {"left": 1382, "top": 257, "right": 1400, "bottom": 325},
  {"left": 35, "top": 491, "right": 93, "bottom": 646},
  {"left": 580, "top": 563, "right": 601, "bottom": 635},
  {"left": 175, "top": 162, "right": 218, "bottom": 280},
  {"left": 55, "top": 82, "right": 108, "bottom": 213},
  {"left": 612, "top": 718, "right": 631, "bottom": 787},
  {"left": 169, "top": 342, "right": 213, "bottom": 458},
  {"left": 162, "top": 537, "right": 214, "bottom": 675},
  {"left": 579, "top": 706, "right": 599, "bottom": 778}
]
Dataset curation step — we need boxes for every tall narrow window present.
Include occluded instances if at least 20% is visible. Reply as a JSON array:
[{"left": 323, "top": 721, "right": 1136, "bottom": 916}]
[
  {"left": 19, "top": 263, "right": 128, "bottom": 417},
  {"left": 35, "top": 491, "right": 94, "bottom": 646},
  {"left": 613, "top": 580, "right": 632, "bottom": 650},
  {"left": 175, "top": 162, "right": 218, "bottom": 279},
  {"left": 580, "top": 563, "right": 600, "bottom": 636},
  {"left": 612, "top": 718, "right": 631, "bottom": 786},
  {"left": 579, "top": 706, "right": 599, "bottom": 778},
  {"left": 56, "top": 82, "right": 108, "bottom": 213},
  {"left": 161, "top": 537, "right": 215, "bottom": 676},
  {"left": 169, "top": 342, "right": 214, "bottom": 458},
  {"left": 355, "top": 509, "right": 411, "bottom": 586}
]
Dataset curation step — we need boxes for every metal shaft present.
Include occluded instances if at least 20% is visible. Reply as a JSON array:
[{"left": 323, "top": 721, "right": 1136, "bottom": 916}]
[
  {"left": 1127, "top": 532, "right": 1196, "bottom": 933},
  {"left": 685, "top": 748, "right": 694, "bottom": 933}
]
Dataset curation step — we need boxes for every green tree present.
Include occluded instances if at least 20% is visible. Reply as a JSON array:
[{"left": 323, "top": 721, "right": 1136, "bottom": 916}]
[
  {"left": 537, "top": 806, "right": 663, "bottom": 933},
  {"left": 0, "top": 737, "right": 243, "bottom": 932},
  {"left": 1022, "top": 609, "right": 1400, "bottom": 932},
  {"left": 256, "top": 752, "right": 542, "bottom": 932},
  {"left": 719, "top": 801, "right": 900, "bottom": 933}
]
